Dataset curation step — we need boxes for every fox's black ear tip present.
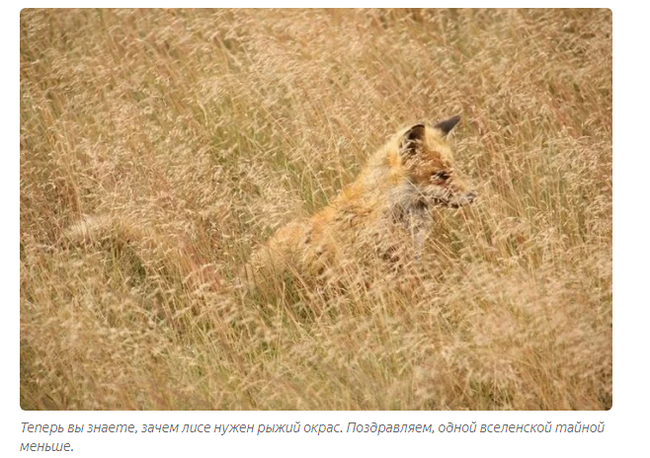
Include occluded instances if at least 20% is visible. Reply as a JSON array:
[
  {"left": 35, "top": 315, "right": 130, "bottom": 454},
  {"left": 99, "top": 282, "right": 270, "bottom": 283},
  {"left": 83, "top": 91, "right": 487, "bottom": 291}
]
[
  {"left": 400, "top": 123, "right": 426, "bottom": 156},
  {"left": 404, "top": 123, "right": 426, "bottom": 142},
  {"left": 435, "top": 115, "right": 461, "bottom": 136}
]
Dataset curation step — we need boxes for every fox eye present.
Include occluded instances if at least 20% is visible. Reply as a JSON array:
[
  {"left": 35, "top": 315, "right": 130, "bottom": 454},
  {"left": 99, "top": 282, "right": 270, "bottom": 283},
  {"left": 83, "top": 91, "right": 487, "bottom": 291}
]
[{"left": 432, "top": 171, "right": 451, "bottom": 181}]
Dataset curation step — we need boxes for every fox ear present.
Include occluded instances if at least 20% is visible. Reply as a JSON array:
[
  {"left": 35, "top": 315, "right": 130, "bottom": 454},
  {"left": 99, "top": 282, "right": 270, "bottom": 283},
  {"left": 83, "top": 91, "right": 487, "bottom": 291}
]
[
  {"left": 434, "top": 115, "right": 461, "bottom": 136},
  {"left": 401, "top": 124, "right": 426, "bottom": 156}
]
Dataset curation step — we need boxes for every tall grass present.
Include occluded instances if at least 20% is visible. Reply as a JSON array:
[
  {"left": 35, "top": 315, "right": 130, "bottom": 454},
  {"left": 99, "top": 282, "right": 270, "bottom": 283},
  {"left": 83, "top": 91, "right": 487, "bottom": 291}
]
[{"left": 20, "top": 8, "right": 611, "bottom": 410}]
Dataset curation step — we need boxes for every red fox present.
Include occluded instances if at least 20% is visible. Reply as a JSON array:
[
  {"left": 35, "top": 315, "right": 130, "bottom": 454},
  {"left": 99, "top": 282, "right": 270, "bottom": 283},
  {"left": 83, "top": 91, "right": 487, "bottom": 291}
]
[{"left": 246, "top": 116, "right": 476, "bottom": 286}]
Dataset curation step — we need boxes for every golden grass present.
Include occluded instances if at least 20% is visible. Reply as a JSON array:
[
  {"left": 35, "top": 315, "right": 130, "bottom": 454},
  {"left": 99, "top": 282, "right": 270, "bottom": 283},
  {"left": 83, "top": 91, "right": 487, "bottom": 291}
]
[{"left": 20, "top": 8, "right": 611, "bottom": 410}]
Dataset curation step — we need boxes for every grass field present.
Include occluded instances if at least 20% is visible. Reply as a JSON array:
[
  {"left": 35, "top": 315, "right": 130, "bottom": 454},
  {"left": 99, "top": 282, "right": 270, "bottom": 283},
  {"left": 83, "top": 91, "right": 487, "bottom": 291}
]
[{"left": 20, "top": 8, "right": 612, "bottom": 410}]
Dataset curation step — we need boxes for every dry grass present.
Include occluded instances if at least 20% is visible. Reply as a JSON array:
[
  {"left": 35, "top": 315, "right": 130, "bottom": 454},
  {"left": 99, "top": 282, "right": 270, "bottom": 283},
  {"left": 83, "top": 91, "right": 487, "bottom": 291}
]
[{"left": 20, "top": 8, "right": 611, "bottom": 410}]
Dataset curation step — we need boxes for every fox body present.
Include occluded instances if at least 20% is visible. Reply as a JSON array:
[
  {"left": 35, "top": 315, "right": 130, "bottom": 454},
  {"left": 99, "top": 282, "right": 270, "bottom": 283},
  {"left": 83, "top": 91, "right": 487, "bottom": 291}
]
[{"left": 246, "top": 116, "right": 475, "bottom": 285}]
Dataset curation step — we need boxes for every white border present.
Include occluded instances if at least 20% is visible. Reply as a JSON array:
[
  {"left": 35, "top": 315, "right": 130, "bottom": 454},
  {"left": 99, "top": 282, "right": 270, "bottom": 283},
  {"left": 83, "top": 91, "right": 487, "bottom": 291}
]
[{"left": 6, "top": 3, "right": 648, "bottom": 457}]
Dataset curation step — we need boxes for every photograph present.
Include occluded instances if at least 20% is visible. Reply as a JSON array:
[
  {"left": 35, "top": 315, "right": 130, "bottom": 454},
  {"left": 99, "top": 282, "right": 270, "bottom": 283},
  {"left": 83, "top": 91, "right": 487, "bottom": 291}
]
[{"left": 20, "top": 8, "right": 612, "bottom": 411}]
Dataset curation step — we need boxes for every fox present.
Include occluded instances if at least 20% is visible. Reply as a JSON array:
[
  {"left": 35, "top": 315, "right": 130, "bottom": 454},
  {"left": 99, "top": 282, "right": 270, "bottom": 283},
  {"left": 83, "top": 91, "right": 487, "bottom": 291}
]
[{"left": 245, "top": 115, "right": 476, "bottom": 287}]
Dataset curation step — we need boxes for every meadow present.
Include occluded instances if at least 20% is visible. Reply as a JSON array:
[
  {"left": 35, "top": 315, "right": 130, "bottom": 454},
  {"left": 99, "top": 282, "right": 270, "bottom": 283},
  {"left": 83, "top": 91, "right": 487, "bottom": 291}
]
[{"left": 20, "top": 8, "right": 612, "bottom": 410}]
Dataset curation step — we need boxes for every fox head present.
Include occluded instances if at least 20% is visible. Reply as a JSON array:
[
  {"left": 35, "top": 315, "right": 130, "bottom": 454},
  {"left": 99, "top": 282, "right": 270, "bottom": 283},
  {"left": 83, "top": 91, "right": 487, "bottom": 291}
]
[{"left": 395, "top": 115, "right": 476, "bottom": 209}]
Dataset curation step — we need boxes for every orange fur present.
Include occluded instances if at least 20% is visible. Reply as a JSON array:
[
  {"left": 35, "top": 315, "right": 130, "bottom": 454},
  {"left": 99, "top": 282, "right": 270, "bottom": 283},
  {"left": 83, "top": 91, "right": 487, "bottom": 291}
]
[{"left": 246, "top": 116, "right": 476, "bottom": 285}]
